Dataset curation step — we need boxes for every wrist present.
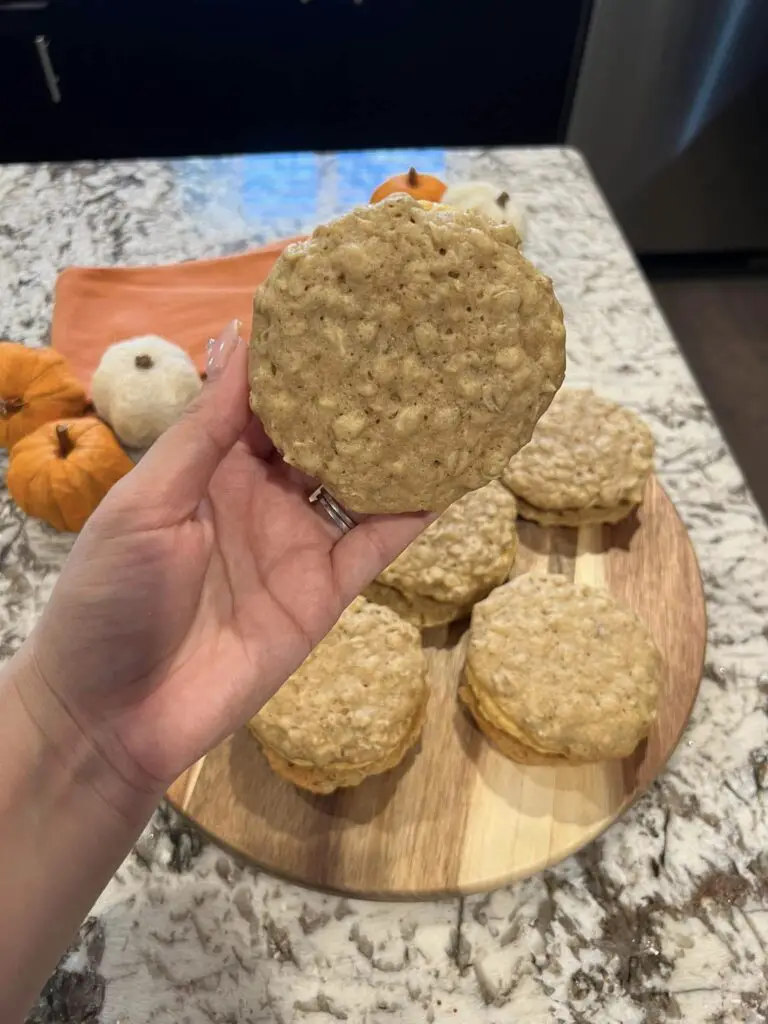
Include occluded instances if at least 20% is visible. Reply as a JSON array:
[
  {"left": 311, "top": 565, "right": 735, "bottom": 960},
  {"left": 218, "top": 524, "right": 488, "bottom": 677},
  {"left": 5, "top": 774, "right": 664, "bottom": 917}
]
[
  {"left": 0, "top": 646, "right": 157, "bottom": 1022},
  {"left": 1, "top": 645, "right": 161, "bottom": 829}
]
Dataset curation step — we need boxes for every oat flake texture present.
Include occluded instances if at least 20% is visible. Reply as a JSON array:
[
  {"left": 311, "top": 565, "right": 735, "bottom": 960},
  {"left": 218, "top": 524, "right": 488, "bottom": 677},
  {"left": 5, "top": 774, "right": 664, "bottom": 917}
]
[
  {"left": 466, "top": 574, "right": 663, "bottom": 762},
  {"left": 502, "top": 388, "right": 654, "bottom": 524},
  {"left": 249, "top": 195, "right": 566, "bottom": 513},
  {"left": 377, "top": 480, "right": 518, "bottom": 605},
  {"left": 249, "top": 598, "right": 426, "bottom": 789},
  {"left": 363, "top": 580, "right": 472, "bottom": 630}
]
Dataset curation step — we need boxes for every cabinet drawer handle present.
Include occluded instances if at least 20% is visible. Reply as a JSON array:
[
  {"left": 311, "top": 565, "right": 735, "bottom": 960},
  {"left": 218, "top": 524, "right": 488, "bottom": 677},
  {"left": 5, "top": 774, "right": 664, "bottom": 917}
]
[{"left": 34, "top": 34, "right": 60, "bottom": 103}]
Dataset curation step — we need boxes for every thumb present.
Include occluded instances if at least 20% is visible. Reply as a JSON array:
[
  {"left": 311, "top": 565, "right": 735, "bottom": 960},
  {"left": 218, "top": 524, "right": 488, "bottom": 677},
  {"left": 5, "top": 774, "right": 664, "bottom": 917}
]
[{"left": 128, "top": 320, "right": 252, "bottom": 519}]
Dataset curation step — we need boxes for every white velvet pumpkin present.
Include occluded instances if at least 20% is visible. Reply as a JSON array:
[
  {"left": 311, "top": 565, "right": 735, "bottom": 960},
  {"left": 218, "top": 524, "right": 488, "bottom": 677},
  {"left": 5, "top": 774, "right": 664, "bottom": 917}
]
[
  {"left": 441, "top": 180, "right": 527, "bottom": 243},
  {"left": 91, "top": 336, "right": 202, "bottom": 449}
]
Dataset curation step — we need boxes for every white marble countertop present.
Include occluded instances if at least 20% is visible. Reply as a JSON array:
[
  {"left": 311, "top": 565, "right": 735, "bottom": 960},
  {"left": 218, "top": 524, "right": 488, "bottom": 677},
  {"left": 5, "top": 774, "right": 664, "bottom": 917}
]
[{"left": 2, "top": 147, "right": 767, "bottom": 1024}]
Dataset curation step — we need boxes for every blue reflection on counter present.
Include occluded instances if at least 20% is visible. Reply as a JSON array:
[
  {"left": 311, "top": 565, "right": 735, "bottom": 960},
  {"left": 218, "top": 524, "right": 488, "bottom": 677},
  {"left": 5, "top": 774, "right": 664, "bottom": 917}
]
[
  {"left": 172, "top": 148, "right": 447, "bottom": 230},
  {"left": 239, "top": 152, "right": 321, "bottom": 221}
]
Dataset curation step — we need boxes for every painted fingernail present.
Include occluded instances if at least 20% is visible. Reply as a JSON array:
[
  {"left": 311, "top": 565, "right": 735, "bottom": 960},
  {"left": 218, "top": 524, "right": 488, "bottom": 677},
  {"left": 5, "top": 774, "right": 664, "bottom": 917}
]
[{"left": 206, "top": 319, "right": 242, "bottom": 379}]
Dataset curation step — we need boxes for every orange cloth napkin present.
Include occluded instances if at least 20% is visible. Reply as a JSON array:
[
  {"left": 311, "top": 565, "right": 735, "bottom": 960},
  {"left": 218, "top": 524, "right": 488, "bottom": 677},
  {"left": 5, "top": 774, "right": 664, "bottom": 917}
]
[{"left": 51, "top": 238, "right": 303, "bottom": 386}]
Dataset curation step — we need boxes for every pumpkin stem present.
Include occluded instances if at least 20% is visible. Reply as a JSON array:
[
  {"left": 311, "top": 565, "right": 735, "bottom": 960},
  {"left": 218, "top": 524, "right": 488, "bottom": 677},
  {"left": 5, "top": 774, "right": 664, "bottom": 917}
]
[
  {"left": 0, "top": 397, "right": 24, "bottom": 418},
  {"left": 407, "top": 167, "right": 419, "bottom": 188},
  {"left": 135, "top": 354, "right": 154, "bottom": 369},
  {"left": 56, "top": 424, "right": 74, "bottom": 458},
  {"left": 497, "top": 191, "right": 510, "bottom": 209}
]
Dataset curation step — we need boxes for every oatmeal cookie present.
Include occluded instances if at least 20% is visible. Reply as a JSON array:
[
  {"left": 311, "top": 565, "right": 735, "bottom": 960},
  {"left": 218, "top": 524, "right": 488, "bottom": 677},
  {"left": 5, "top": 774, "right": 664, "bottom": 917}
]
[
  {"left": 363, "top": 580, "right": 472, "bottom": 630},
  {"left": 249, "top": 597, "right": 427, "bottom": 793},
  {"left": 501, "top": 389, "right": 654, "bottom": 526},
  {"left": 249, "top": 195, "right": 565, "bottom": 513},
  {"left": 463, "top": 574, "right": 662, "bottom": 763}
]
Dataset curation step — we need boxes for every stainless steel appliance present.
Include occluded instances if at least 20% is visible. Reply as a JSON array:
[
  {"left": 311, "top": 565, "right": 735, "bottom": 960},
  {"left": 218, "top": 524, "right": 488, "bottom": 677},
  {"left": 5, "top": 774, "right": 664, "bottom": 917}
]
[{"left": 568, "top": 0, "right": 768, "bottom": 256}]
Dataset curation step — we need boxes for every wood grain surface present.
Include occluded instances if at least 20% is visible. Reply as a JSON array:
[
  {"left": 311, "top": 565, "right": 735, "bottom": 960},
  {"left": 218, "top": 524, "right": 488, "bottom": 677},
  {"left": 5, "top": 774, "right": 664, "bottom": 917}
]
[{"left": 167, "top": 475, "right": 706, "bottom": 898}]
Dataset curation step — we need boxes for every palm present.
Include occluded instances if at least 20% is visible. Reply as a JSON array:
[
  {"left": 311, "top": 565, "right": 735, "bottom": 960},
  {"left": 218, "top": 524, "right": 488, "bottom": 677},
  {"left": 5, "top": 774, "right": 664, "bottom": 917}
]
[
  {"left": 134, "top": 440, "right": 352, "bottom": 777},
  {"left": 31, "top": 341, "right": 427, "bottom": 790}
]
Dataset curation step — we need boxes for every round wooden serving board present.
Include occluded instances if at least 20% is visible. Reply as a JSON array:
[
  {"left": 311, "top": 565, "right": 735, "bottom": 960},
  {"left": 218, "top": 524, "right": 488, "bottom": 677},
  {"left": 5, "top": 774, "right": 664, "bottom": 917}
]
[{"left": 168, "top": 475, "right": 706, "bottom": 898}]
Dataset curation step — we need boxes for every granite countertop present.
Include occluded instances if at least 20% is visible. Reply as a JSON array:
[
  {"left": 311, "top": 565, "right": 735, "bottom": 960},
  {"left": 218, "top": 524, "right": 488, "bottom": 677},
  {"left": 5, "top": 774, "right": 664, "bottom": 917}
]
[{"left": 1, "top": 147, "right": 767, "bottom": 1024}]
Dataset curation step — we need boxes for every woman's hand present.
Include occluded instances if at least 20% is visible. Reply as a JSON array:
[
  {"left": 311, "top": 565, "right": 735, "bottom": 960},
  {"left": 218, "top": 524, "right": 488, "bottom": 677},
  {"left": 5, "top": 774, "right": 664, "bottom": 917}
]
[
  {"left": 16, "top": 321, "right": 429, "bottom": 803},
  {"left": 0, "top": 321, "right": 431, "bottom": 1020}
]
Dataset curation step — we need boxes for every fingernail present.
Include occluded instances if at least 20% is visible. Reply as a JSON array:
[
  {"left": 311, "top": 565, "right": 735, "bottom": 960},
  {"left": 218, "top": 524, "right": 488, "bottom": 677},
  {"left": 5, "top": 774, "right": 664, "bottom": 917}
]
[{"left": 206, "top": 319, "right": 242, "bottom": 379}]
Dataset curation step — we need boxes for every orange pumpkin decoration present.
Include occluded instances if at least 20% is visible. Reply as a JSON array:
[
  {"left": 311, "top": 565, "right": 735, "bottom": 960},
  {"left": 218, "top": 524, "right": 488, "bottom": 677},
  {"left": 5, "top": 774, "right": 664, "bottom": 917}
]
[
  {"left": 7, "top": 417, "right": 134, "bottom": 532},
  {"left": 370, "top": 167, "right": 447, "bottom": 204},
  {"left": 0, "top": 342, "right": 89, "bottom": 450}
]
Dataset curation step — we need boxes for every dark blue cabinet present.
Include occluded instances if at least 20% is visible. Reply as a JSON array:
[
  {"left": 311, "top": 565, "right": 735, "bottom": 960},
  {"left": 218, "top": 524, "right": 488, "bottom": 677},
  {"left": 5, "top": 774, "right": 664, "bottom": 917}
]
[{"left": 0, "top": 0, "right": 591, "bottom": 163}]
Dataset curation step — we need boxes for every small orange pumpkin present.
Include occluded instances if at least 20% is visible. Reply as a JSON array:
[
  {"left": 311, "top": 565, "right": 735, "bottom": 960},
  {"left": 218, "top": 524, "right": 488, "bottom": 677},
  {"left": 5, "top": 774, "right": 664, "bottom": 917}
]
[
  {"left": 0, "top": 342, "right": 89, "bottom": 450},
  {"left": 370, "top": 167, "right": 447, "bottom": 204},
  {"left": 7, "top": 417, "right": 134, "bottom": 532}
]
